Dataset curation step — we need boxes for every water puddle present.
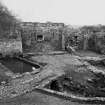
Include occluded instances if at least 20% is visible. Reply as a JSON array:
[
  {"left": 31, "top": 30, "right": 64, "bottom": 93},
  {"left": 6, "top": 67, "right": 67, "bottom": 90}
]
[{"left": 0, "top": 58, "right": 40, "bottom": 74}]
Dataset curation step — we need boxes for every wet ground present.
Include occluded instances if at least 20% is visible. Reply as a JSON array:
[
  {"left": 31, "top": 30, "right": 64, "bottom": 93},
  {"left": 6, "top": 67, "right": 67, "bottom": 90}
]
[
  {"left": 0, "top": 51, "right": 105, "bottom": 104},
  {"left": 30, "top": 52, "right": 105, "bottom": 97}
]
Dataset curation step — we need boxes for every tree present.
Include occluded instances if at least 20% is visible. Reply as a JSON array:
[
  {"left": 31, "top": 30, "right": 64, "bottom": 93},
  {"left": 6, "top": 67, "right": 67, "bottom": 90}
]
[{"left": 0, "top": 2, "right": 19, "bottom": 38}]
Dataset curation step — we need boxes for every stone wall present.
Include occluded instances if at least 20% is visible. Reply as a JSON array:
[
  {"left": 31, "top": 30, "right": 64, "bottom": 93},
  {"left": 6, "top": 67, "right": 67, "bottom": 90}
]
[
  {"left": 87, "top": 32, "right": 105, "bottom": 54},
  {"left": 0, "top": 39, "right": 22, "bottom": 57},
  {"left": 21, "top": 22, "right": 64, "bottom": 53},
  {"left": 0, "top": 24, "right": 23, "bottom": 57}
]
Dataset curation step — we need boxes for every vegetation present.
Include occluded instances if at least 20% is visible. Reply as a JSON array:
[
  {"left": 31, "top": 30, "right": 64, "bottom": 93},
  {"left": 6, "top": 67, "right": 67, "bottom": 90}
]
[{"left": 0, "top": 2, "right": 19, "bottom": 39}]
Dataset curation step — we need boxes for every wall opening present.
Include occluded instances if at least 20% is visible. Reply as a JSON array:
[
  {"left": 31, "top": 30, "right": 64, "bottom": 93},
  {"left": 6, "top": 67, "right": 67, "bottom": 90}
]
[{"left": 36, "top": 35, "right": 44, "bottom": 41}]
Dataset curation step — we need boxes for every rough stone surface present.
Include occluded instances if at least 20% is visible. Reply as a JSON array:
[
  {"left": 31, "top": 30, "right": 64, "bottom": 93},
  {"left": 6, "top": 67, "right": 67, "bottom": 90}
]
[
  {"left": 0, "top": 40, "right": 22, "bottom": 57},
  {"left": 21, "top": 22, "right": 64, "bottom": 53}
]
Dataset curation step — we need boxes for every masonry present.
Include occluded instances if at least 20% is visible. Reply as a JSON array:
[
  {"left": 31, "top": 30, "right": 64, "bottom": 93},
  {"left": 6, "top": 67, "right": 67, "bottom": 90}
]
[
  {"left": 0, "top": 25, "right": 22, "bottom": 57},
  {"left": 0, "top": 22, "right": 66, "bottom": 56},
  {"left": 20, "top": 22, "right": 65, "bottom": 53}
]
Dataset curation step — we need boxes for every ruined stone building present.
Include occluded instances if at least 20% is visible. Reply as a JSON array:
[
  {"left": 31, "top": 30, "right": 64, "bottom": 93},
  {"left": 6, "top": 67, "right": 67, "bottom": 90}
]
[
  {"left": 0, "top": 22, "right": 66, "bottom": 56},
  {"left": 20, "top": 22, "right": 65, "bottom": 53},
  {"left": 0, "top": 24, "right": 22, "bottom": 57}
]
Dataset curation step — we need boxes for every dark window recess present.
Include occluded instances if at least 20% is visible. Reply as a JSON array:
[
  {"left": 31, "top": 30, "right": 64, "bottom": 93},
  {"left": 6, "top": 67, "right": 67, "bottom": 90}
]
[{"left": 37, "top": 35, "right": 44, "bottom": 41}]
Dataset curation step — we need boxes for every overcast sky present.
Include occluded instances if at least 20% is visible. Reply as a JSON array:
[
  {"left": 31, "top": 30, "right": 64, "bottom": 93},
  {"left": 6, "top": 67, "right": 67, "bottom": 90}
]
[{"left": 1, "top": 0, "right": 105, "bottom": 25}]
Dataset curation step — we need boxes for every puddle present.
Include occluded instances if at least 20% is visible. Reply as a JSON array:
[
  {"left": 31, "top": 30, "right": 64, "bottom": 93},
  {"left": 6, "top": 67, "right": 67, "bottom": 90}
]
[{"left": 0, "top": 58, "right": 40, "bottom": 74}]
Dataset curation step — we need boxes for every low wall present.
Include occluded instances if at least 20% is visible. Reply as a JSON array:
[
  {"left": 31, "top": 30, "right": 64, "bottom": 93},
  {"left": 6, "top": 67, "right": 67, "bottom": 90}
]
[{"left": 0, "top": 39, "right": 22, "bottom": 57}]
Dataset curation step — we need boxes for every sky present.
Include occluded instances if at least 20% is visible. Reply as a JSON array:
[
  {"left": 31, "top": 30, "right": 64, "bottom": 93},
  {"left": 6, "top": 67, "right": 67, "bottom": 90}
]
[{"left": 1, "top": 0, "right": 105, "bottom": 25}]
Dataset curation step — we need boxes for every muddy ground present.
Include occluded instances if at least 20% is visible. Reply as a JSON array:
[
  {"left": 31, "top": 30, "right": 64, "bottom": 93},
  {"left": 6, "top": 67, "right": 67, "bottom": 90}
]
[
  {"left": 1, "top": 89, "right": 104, "bottom": 105},
  {"left": 30, "top": 51, "right": 105, "bottom": 97},
  {"left": 0, "top": 90, "right": 101, "bottom": 105},
  {"left": 0, "top": 51, "right": 105, "bottom": 104}
]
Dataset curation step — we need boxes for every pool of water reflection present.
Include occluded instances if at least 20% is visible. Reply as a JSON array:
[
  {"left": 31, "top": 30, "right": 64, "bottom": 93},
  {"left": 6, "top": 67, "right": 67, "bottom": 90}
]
[{"left": 0, "top": 58, "right": 40, "bottom": 74}]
